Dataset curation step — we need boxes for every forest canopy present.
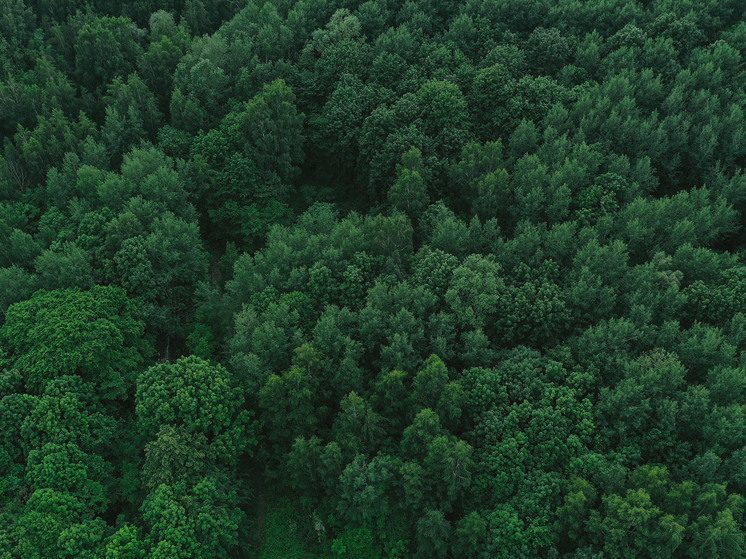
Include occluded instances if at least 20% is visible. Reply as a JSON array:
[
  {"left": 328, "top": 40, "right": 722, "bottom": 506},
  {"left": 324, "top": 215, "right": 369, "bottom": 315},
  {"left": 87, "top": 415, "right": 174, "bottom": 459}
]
[{"left": 2, "top": 0, "right": 746, "bottom": 557}]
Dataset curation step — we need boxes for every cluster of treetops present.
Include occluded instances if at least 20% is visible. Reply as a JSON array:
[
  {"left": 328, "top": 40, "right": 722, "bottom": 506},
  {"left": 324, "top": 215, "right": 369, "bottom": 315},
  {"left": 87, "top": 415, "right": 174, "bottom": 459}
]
[{"left": 2, "top": 0, "right": 746, "bottom": 557}]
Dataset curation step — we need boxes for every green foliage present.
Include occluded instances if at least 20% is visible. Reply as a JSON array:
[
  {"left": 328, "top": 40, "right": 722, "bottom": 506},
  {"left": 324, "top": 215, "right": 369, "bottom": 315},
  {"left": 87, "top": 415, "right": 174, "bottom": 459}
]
[
  {"left": 4, "top": 2, "right": 746, "bottom": 557},
  {"left": 189, "top": 79, "right": 304, "bottom": 246},
  {"left": 388, "top": 148, "right": 430, "bottom": 221},
  {"left": 1, "top": 286, "right": 148, "bottom": 397},
  {"left": 105, "top": 524, "right": 146, "bottom": 558},
  {"left": 241, "top": 79, "right": 305, "bottom": 183},
  {"left": 74, "top": 16, "right": 143, "bottom": 97},
  {"left": 142, "top": 425, "right": 214, "bottom": 491},
  {"left": 258, "top": 365, "right": 318, "bottom": 449},
  {"left": 417, "top": 80, "right": 469, "bottom": 136},
  {"left": 142, "top": 478, "right": 245, "bottom": 559},
  {"left": 414, "top": 510, "right": 451, "bottom": 559},
  {"left": 136, "top": 356, "right": 255, "bottom": 464},
  {"left": 103, "top": 74, "right": 163, "bottom": 164}
]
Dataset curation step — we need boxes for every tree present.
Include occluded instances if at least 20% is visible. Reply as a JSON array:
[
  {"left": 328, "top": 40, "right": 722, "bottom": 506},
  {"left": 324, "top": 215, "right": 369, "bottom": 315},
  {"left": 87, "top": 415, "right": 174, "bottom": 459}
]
[
  {"left": 587, "top": 488, "right": 684, "bottom": 559},
  {"left": 411, "top": 247, "right": 459, "bottom": 300},
  {"left": 0, "top": 228, "right": 40, "bottom": 268},
  {"left": 449, "top": 140, "right": 507, "bottom": 219},
  {"left": 401, "top": 409, "right": 445, "bottom": 462},
  {"left": 617, "top": 189, "right": 736, "bottom": 259},
  {"left": 525, "top": 27, "right": 571, "bottom": 76},
  {"left": 418, "top": 79, "right": 469, "bottom": 137},
  {"left": 142, "top": 425, "right": 214, "bottom": 491},
  {"left": 556, "top": 477, "right": 598, "bottom": 547},
  {"left": 141, "top": 478, "right": 245, "bottom": 559},
  {"left": 26, "top": 442, "right": 108, "bottom": 512},
  {"left": 288, "top": 437, "right": 343, "bottom": 501},
  {"left": 299, "top": 9, "right": 371, "bottom": 109},
  {"left": 424, "top": 435, "right": 474, "bottom": 511},
  {"left": 0, "top": 265, "right": 36, "bottom": 318},
  {"left": 229, "top": 302, "right": 304, "bottom": 374},
  {"left": 7, "top": 109, "right": 98, "bottom": 188},
  {"left": 188, "top": 81, "right": 303, "bottom": 245},
  {"left": 15, "top": 488, "right": 106, "bottom": 559},
  {"left": 367, "top": 123, "right": 433, "bottom": 201},
  {"left": 258, "top": 365, "right": 318, "bottom": 450},
  {"left": 333, "top": 392, "right": 386, "bottom": 457},
  {"left": 34, "top": 242, "right": 93, "bottom": 290},
  {"left": 373, "top": 368, "right": 410, "bottom": 433},
  {"left": 1, "top": 286, "right": 148, "bottom": 397},
  {"left": 452, "top": 511, "right": 487, "bottom": 558},
  {"left": 411, "top": 354, "right": 464, "bottom": 428},
  {"left": 138, "top": 22, "right": 191, "bottom": 114},
  {"left": 483, "top": 505, "right": 533, "bottom": 559},
  {"left": 596, "top": 350, "right": 687, "bottom": 465},
  {"left": 469, "top": 64, "right": 516, "bottom": 141},
  {"left": 363, "top": 213, "right": 414, "bottom": 274},
  {"left": 103, "top": 75, "right": 163, "bottom": 165},
  {"left": 74, "top": 16, "right": 143, "bottom": 97},
  {"left": 415, "top": 510, "right": 451, "bottom": 559},
  {"left": 136, "top": 356, "right": 255, "bottom": 465},
  {"left": 141, "top": 212, "right": 207, "bottom": 333},
  {"left": 119, "top": 145, "right": 195, "bottom": 218},
  {"left": 412, "top": 355, "right": 449, "bottom": 414},
  {"left": 309, "top": 75, "right": 392, "bottom": 182},
  {"left": 331, "top": 526, "right": 382, "bottom": 559},
  {"left": 445, "top": 254, "right": 505, "bottom": 332},
  {"left": 337, "top": 453, "right": 399, "bottom": 524},
  {"left": 388, "top": 147, "right": 430, "bottom": 221},
  {"left": 105, "top": 524, "right": 146, "bottom": 558},
  {"left": 20, "top": 375, "right": 115, "bottom": 465},
  {"left": 240, "top": 79, "right": 305, "bottom": 182},
  {"left": 0, "top": 0, "right": 35, "bottom": 50}
]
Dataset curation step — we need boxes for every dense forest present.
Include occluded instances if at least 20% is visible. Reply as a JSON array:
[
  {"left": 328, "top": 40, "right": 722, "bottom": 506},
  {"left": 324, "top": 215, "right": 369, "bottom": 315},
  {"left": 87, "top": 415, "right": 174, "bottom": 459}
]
[{"left": 2, "top": 0, "right": 746, "bottom": 557}]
